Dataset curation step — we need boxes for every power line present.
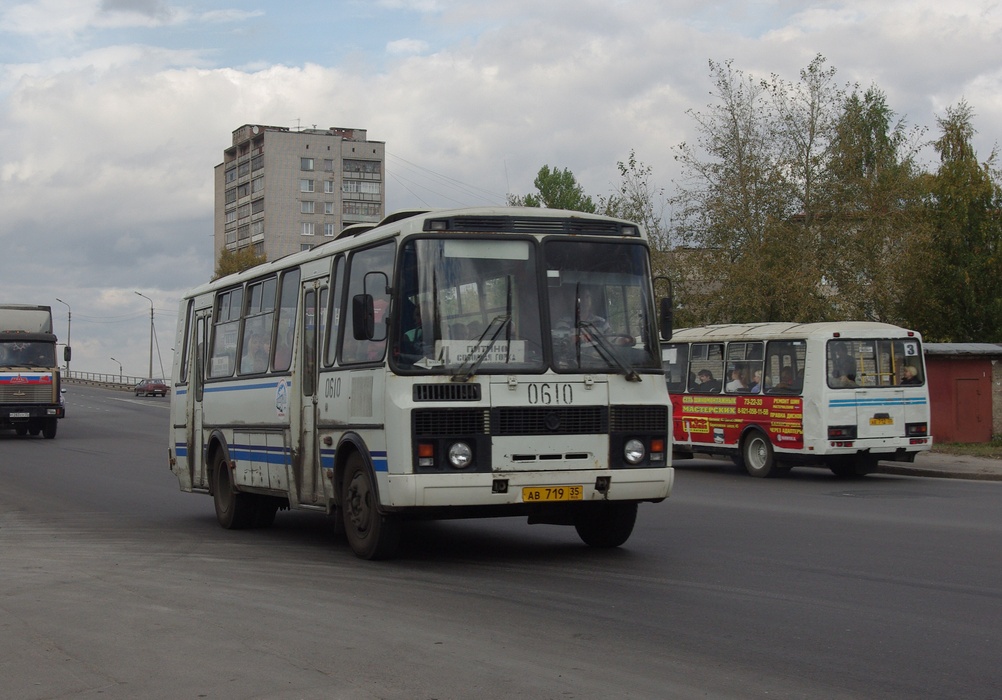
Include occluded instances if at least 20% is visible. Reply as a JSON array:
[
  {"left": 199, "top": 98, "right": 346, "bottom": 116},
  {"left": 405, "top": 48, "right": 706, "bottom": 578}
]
[{"left": 386, "top": 152, "right": 508, "bottom": 206}]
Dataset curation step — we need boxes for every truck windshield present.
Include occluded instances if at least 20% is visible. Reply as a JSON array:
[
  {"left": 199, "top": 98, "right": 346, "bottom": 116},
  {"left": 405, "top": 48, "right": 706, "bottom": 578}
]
[
  {"left": 0, "top": 340, "right": 56, "bottom": 368},
  {"left": 392, "top": 237, "right": 660, "bottom": 375}
]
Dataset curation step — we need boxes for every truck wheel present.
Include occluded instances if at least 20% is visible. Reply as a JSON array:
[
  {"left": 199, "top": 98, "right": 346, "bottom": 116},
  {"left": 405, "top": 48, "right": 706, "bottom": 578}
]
[
  {"left": 574, "top": 502, "right": 638, "bottom": 548},
  {"left": 42, "top": 418, "right": 57, "bottom": 439},
  {"left": 743, "top": 430, "right": 776, "bottom": 477},
  {"left": 212, "top": 452, "right": 255, "bottom": 529},
  {"left": 341, "top": 452, "right": 400, "bottom": 560}
]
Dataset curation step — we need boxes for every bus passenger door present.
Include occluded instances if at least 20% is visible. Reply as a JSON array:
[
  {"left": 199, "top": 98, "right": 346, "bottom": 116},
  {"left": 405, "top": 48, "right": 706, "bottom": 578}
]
[
  {"left": 188, "top": 311, "right": 210, "bottom": 489},
  {"left": 295, "top": 281, "right": 327, "bottom": 505}
]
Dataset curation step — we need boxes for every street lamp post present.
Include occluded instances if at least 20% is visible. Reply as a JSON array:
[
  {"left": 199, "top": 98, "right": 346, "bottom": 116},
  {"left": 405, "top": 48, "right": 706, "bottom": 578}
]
[
  {"left": 55, "top": 297, "right": 71, "bottom": 376},
  {"left": 110, "top": 357, "right": 122, "bottom": 383},
  {"left": 135, "top": 291, "right": 153, "bottom": 379}
]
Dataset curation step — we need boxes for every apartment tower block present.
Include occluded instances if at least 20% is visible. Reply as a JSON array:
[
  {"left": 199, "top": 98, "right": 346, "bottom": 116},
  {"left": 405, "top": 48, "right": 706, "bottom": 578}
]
[{"left": 214, "top": 124, "right": 386, "bottom": 264}]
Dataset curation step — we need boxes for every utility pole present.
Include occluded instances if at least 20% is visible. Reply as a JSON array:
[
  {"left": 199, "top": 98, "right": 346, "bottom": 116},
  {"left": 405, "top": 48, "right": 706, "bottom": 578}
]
[
  {"left": 135, "top": 291, "right": 153, "bottom": 378},
  {"left": 110, "top": 357, "right": 122, "bottom": 383},
  {"left": 55, "top": 297, "right": 71, "bottom": 376}
]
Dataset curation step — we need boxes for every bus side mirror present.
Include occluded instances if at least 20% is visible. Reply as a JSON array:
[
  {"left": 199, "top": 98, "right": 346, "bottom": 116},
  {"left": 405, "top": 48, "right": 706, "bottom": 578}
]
[
  {"left": 659, "top": 298, "right": 673, "bottom": 342},
  {"left": 352, "top": 294, "right": 375, "bottom": 340},
  {"left": 64, "top": 346, "right": 72, "bottom": 362}
]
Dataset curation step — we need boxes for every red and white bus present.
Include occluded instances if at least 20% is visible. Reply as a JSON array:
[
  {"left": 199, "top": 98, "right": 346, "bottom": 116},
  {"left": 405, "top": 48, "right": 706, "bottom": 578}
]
[{"left": 661, "top": 322, "right": 931, "bottom": 477}]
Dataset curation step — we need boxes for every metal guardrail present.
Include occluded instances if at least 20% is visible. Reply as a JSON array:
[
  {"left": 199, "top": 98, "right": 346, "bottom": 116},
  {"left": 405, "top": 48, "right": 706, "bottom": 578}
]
[{"left": 63, "top": 370, "right": 150, "bottom": 391}]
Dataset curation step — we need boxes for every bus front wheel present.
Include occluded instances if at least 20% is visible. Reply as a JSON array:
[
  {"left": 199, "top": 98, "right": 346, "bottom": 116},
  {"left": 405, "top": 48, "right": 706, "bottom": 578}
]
[
  {"left": 341, "top": 453, "right": 401, "bottom": 560},
  {"left": 574, "top": 502, "right": 638, "bottom": 548},
  {"left": 213, "top": 453, "right": 256, "bottom": 529},
  {"left": 742, "top": 431, "right": 776, "bottom": 478}
]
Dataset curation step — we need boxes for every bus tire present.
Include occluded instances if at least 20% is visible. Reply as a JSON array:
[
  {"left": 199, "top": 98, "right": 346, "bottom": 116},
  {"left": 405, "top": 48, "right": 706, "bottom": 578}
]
[
  {"left": 42, "top": 418, "right": 57, "bottom": 439},
  {"left": 341, "top": 452, "right": 400, "bottom": 560},
  {"left": 574, "top": 502, "right": 638, "bottom": 548},
  {"left": 213, "top": 453, "right": 256, "bottom": 529},
  {"left": 14, "top": 425, "right": 27, "bottom": 437},
  {"left": 742, "top": 430, "right": 776, "bottom": 478}
]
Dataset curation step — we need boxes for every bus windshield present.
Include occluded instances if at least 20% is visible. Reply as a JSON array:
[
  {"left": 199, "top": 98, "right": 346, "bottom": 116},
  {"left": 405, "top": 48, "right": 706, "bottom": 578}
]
[{"left": 393, "top": 237, "right": 660, "bottom": 374}]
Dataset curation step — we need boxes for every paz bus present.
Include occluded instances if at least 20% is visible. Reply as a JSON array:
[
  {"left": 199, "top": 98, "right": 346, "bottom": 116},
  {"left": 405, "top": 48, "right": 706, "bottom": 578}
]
[
  {"left": 661, "top": 322, "right": 931, "bottom": 478},
  {"left": 168, "top": 207, "right": 673, "bottom": 559}
]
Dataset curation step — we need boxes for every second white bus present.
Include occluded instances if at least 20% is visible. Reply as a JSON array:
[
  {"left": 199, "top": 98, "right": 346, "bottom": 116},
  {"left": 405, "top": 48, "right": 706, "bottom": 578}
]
[{"left": 662, "top": 322, "right": 932, "bottom": 477}]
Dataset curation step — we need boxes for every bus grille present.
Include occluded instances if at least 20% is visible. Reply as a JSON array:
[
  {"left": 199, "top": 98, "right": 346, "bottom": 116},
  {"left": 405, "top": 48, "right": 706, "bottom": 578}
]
[
  {"left": 610, "top": 405, "right": 669, "bottom": 432},
  {"left": 413, "top": 383, "right": 482, "bottom": 402},
  {"left": 493, "top": 406, "right": 607, "bottom": 436},
  {"left": 0, "top": 384, "right": 53, "bottom": 403},
  {"left": 414, "top": 408, "right": 489, "bottom": 436}
]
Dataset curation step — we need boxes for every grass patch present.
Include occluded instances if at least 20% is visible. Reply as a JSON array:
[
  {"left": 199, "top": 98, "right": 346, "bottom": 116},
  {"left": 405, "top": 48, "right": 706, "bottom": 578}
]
[{"left": 932, "top": 438, "right": 1002, "bottom": 460}]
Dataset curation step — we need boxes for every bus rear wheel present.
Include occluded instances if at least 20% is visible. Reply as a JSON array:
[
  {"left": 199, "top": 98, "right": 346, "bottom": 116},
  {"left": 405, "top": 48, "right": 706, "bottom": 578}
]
[
  {"left": 341, "top": 453, "right": 400, "bottom": 560},
  {"left": 742, "top": 431, "right": 777, "bottom": 478},
  {"left": 213, "top": 453, "right": 256, "bottom": 529},
  {"left": 574, "top": 502, "right": 638, "bottom": 548}
]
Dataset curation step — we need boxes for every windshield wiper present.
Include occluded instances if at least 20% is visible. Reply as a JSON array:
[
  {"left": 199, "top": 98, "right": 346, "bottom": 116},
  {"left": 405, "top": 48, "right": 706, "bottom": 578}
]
[
  {"left": 452, "top": 314, "right": 512, "bottom": 382},
  {"left": 577, "top": 321, "right": 641, "bottom": 382}
]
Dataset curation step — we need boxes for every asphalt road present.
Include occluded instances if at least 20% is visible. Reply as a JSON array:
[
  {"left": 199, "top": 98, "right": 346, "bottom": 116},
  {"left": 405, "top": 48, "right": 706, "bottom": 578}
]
[{"left": 1, "top": 385, "right": 1001, "bottom": 699}]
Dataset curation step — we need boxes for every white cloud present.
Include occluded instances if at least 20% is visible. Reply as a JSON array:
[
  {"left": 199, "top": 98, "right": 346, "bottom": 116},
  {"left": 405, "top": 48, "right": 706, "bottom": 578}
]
[
  {"left": 1, "top": 0, "right": 1001, "bottom": 374},
  {"left": 386, "top": 38, "right": 430, "bottom": 56}
]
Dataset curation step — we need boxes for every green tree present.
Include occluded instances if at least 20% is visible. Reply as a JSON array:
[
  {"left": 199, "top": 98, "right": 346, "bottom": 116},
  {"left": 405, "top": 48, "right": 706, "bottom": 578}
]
[
  {"left": 907, "top": 102, "right": 1002, "bottom": 341},
  {"left": 822, "top": 87, "right": 927, "bottom": 322},
  {"left": 508, "top": 165, "right": 596, "bottom": 212},
  {"left": 214, "top": 246, "right": 267, "bottom": 280},
  {"left": 670, "top": 58, "right": 818, "bottom": 326},
  {"left": 670, "top": 56, "right": 928, "bottom": 328}
]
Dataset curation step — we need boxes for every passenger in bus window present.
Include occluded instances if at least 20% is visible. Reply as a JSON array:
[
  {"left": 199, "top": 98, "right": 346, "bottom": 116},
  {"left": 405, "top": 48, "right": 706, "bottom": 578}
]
[
  {"left": 833, "top": 370, "right": 856, "bottom": 388},
  {"left": 771, "top": 366, "right": 796, "bottom": 392},
  {"left": 900, "top": 365, "right": 921, "bottom": 385},
  {"left": 749, "top": 369, "right": 762, "bottom": 393},
  {"left": 694, "top": 369, "right": 721, "bottom": 392},
  {"left": 242, "top": 332, "right": 269, "bottom": 373},
  {"left": 725, "top": 366, "right": 746, "bottom": 392}
]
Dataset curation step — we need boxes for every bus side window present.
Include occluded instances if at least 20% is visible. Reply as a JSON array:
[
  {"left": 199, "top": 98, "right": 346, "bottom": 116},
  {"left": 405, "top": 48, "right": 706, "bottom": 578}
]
[
  {"left": 273, "top": 268, "right": 301, "bottom": 373},
  {"left": 765, "top": 340, "right": 805, "bottom": 394},
  {"left": 662, "top": 343, "right": 688, "bottom": 393},
  {"left": 341, "top": 243, "right": 394, "bottom": 365},
  {"left": 324, "top": 256, "right": 344, "bottom": 367},
  {"left": 688, "top": 343, "right": 724, "bottom": 393}
]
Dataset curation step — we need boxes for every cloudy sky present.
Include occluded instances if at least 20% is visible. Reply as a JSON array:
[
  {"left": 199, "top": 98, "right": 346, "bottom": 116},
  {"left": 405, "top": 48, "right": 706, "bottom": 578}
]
[{"left": 2, "top": 0, "right": 1000, "bottom": 378}]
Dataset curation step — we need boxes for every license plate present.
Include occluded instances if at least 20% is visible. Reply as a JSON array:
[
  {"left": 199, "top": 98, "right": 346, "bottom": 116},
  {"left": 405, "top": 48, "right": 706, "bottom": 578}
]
[
  {"left": 870, "top": 417, "right": 894, "bottom": 425},
  {"left": 10, "top": 412, "right": 29, "bottom": 418},
  {"left": 522, "top": 485, "right": 583, "bottom": 502}
]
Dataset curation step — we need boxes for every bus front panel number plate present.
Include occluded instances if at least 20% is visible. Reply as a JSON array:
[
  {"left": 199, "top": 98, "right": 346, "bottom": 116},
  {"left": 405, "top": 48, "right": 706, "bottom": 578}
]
[{"left": 522, "top": 485, "right": 583, "bottom": 502}]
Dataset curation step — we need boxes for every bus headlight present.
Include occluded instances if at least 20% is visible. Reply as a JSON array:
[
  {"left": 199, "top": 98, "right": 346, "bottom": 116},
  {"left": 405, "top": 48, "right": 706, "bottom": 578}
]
[
  {"left": 448, "top": 442, "right": 473, "bottom": 469},
  {"left": 624, "top": 439, "right": 645, "bottom": 465}
]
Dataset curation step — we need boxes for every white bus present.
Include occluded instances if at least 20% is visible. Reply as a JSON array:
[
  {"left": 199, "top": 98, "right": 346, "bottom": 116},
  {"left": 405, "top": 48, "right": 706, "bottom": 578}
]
[
  {"left": 661, "top": 322, "right": 931, "bottom": 478},
  {"left": 169, "top": 208, "right": 673, "bottom": 558}
]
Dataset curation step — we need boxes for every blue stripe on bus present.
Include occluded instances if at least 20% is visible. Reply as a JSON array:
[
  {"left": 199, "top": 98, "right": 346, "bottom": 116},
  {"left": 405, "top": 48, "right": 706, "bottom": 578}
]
[
  {"left": 172, "top": 442, "right": 386, "bottom": 471},
  {"left": 828, "top": 397, "right": 928, "bottom": 408},
  {"left": 204, "top": 382, "right": 287, "bottom": 393},
  {"left": 229, "top": 443, "right": 292, "bottom": 465},
  {"left": 320, "top": 447, "right": 336, "bottom": 470},
  {"left": 175, "top": 388, "right": 187, "bottom": 396}
]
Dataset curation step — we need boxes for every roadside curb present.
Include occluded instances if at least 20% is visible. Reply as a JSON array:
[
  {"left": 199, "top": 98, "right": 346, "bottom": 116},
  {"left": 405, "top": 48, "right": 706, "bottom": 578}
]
[{"left": 876, "top": 464, "right": 1002, "bottom": 481}]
